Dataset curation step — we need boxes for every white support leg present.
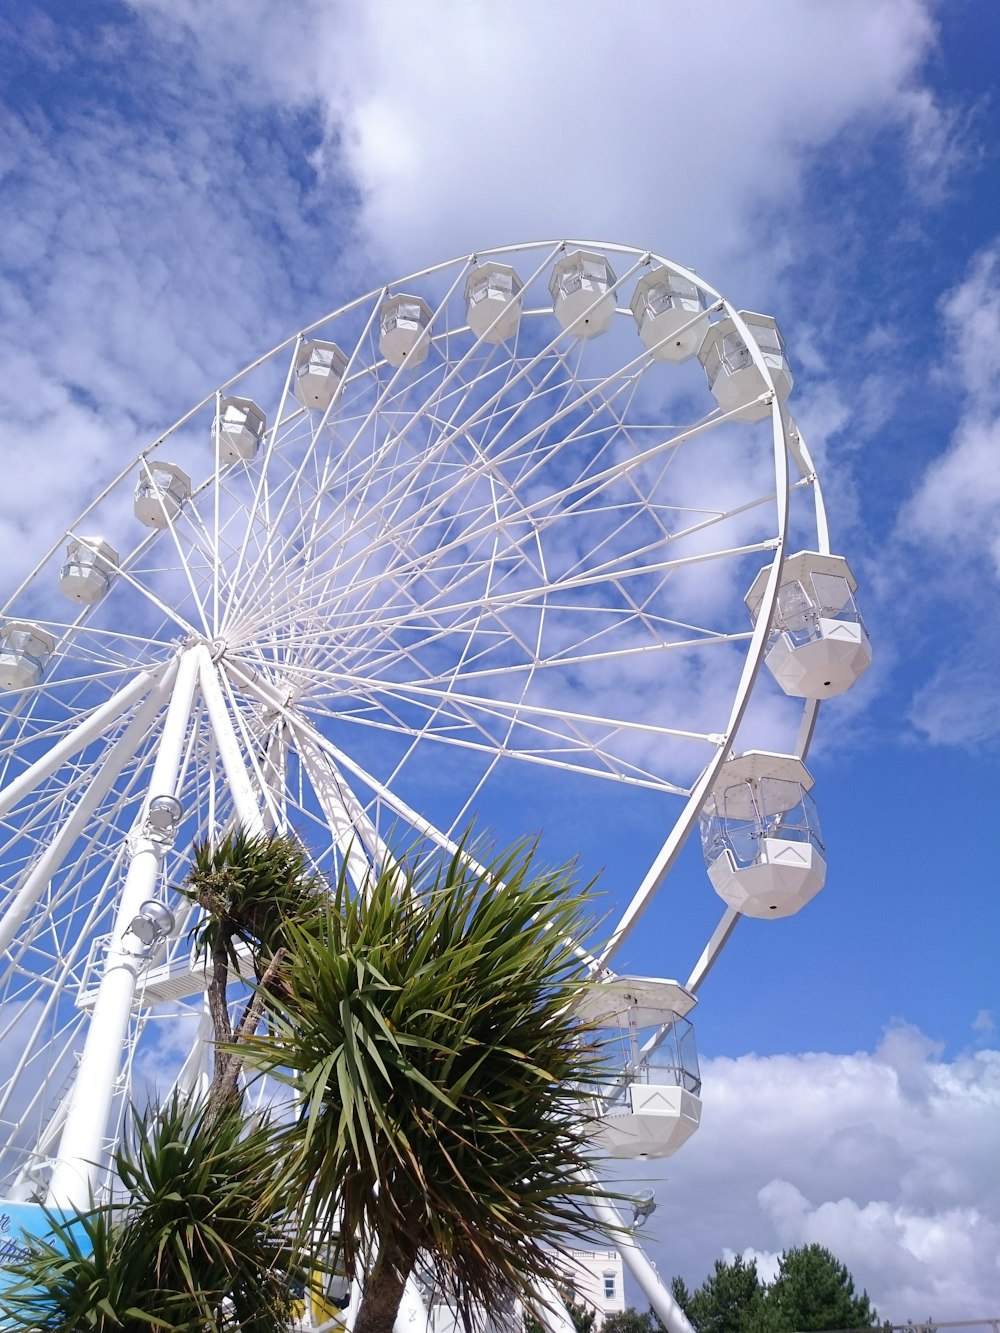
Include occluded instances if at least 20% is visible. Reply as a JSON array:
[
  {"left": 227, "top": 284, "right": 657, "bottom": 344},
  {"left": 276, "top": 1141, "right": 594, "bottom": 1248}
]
[
  {"left": 48, "top": 647, "right": 201, "bottom": 1210},
  {"left": 290, "top": 719, "right": 387, "bottom": 893},
  {"left": 0, "top": 670, "right": 176, "bottom": 961},
  {"left": 0, "top": 662, "right": 169, "bottom": 821},
  {"left": 527, "top": 1275, "right": 578, "bottom": 1333},
  {"left": 196, "top": 646, "right": 265, "bottom": 835},
  {"left": 171, "top": 1005, "right": 215, "bottom": 1101},
  {"left": 393, "top": 1273, "right": 430, "bottom": 1333},
  {"left": 585, "top": 1181, "right": 695, "bottom": 1333}
]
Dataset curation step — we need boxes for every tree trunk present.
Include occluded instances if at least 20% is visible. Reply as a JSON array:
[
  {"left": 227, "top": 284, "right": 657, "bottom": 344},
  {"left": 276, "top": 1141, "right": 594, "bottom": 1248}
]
[
  {"left": 205, "top": 946, "right": 286, "bottom": 1128},
  {"left": 354, "top": 1231, "right": 418, "bottom": 1333},
  {"left": 206, "top": 935, "right": 233, "bottom": 1075}
]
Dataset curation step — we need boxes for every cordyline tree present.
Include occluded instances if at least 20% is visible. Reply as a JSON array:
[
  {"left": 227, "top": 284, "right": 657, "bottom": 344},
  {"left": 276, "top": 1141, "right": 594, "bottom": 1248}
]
[
  {"left": 5, "top": 827, "right": 614, "bottom": 1333},
  {"left": 1, "top": 828, "right": 323, "bottom": 1333},
  {"left": 240, "top": 832, "right": 613, "bottom": 1333}
]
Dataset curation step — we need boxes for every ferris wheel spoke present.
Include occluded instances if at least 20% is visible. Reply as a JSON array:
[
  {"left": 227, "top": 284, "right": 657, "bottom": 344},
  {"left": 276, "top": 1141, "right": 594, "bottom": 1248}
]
[{"left": 335, "top": 674, "right": 718, "bottom": 751}]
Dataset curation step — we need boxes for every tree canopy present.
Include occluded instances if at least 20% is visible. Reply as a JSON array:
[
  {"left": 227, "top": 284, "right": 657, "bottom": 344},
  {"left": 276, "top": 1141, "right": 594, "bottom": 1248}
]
[
  {"left": 1, "top": 1093, "right": 303, "bottom": 1333},
  {"left": 758, "top": 1244, "right": 877, "bottom": 1332},
  {"left": 671, "top": 1245, "right": 878, "bottom": 1333}
]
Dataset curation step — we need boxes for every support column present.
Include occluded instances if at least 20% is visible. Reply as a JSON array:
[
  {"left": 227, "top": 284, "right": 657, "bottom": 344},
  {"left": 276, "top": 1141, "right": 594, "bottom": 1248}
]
[
  {"left": 196, "top": 646, "right": 265, "bottom": 834},
  {"left": 48, "top": 648, "right": 201, "bottom": 1210},
  {"left": 585, "top": 1179, "right": 696, "bottom": 1333}
]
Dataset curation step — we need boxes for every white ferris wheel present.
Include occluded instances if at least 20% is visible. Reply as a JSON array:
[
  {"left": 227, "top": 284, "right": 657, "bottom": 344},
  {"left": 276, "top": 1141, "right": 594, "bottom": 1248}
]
[{"left": 0, "top": 240, "right": 870, "bottom": 1327}]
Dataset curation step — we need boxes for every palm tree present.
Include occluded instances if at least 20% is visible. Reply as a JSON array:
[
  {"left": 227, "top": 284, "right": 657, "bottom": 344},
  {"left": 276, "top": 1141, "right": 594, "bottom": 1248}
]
[
  {"left": 181, "top": 826, "right": 327, "bottom": 1120},
  {"left": 2, "top": 1092, "right": 305, "bottom": 1333},
  {"left": 8, "top": 829, "right": 612, "bottom": 1333},
  {"left": 241, "top": 835, "right": 613, "bottom": 1333},
  {"left": 3, "top": 829, "right": 324, "bottom": 1332}
]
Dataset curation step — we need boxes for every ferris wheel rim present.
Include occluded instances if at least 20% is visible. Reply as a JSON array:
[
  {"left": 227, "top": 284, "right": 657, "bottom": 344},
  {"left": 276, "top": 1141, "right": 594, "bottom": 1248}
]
[{"left": 0, "top": 237, "right": 836, "bottom": 1206}]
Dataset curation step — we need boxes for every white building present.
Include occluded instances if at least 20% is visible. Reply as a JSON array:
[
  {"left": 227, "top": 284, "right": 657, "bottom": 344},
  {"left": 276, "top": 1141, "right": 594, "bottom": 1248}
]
[{"left": 561, "top": 1248, "right": 626, "bottom": 1328}]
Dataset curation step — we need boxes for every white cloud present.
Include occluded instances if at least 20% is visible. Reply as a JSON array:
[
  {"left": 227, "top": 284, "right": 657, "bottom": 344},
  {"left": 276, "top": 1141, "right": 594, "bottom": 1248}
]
[
  {"left": 621, "top": 1024, "right": 1000, "bottom": 1319},
  {"left": 908, "top": 652, "right": 1000, "bottom": 748},
  {"left": 890, "top": 239, "right": 1000, "bottom": 747},
  {"left": 901, "top": 241, "right": 1000, "bottom": 570},
  {"left": 127, "top": 0, "right": 950, "bottom": 290}
]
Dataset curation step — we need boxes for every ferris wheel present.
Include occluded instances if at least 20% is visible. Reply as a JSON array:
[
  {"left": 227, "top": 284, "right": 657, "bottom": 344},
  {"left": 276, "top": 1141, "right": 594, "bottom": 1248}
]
[{"left": 0, "top": 241, "right": 870, "bottom": 1323}]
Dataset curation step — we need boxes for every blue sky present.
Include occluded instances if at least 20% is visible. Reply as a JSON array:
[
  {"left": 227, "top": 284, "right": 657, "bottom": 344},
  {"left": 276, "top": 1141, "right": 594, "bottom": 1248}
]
[{"left": 1, "top": 0, "right": 998, "bottom": 1317}]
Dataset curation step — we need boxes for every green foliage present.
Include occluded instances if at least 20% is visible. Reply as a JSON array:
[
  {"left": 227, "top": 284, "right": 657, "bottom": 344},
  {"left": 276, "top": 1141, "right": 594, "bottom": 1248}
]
[
  {"left": 241, "top": 833, "right": 612, "bottom": 1324},
  {"left": 686, "top": 1255, "right": 765, "bottom": 1333},
  {"left": 758, "top": 1244, "right": 877, "bottom": 1332},
  {"left": 568, "top": 1296, "right": 599, "bottom": 1333},
  {"left": 675, "top": 1244, "right": 877, "bottom": 1333},
  {"left": 671, "top": 1276, "right": 693, "bottom": 1314},
  {"left": 2, "top": 1093, "right": 304, "bottom": 1333},
  {"left": 602, "top": 1310, "right": 660, "bottom": 1333},
  {"left": 183, "top": 826, "right": 326, "bottom": 974},
  {"left": 182, "top": 826, "right": 328, "bottom": 1114}
]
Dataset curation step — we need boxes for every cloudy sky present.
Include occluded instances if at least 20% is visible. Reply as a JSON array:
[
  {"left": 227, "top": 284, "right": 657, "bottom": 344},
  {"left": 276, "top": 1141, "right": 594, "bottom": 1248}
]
[{"left": 1, "top": 0, "right": 999, "bottom": 1319}]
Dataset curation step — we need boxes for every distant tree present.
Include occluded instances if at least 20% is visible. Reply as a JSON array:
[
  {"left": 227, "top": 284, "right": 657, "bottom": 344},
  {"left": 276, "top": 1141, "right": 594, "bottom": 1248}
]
[
  {"left": 602, "top": 1308, "right": 659, "bottom": 1333},
  {"left": 670, "top": 1277, "right": 693, "bottom": 1316},
  {"left": 756, "top": 1245, "right": 877, "bottom": 1332},
  {"left": 567, "top": 1295, "right": 598, "bottom": 1333},
  {"left": 682, "top": 1255, "right": 765, "bottom": 1333}
]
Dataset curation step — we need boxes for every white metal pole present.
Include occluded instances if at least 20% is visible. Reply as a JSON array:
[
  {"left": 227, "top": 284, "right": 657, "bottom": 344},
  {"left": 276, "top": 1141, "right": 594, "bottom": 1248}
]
[
  {"left": 528, "top": 1275, "right": 579, "bottom": 1333},
  {"left": 48, "top": 647, "right": 200, "bottom": 1210},
  {"left": 585, "top": 1182, "right": 695, "bottom": 1333},
  {"left": 289, "top": 720, "right": 386, "bottom": 893},
  {"left": 393, "top": 1273, "right": 430, "bottom": 1333},
  {"left": 196, "top": 646, "right": 265, "bottom": 835},
  {"left": 0, "top": 669, "right": 176, "bottom": 961},
  {"left": 0, "top": 662, "right": 168, "bottom": 821}
]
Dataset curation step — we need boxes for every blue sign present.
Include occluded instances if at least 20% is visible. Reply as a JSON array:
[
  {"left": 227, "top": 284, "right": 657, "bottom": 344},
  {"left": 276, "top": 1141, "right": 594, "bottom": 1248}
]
[
  {"left": 0, "top": 1199, "right": 74, "bottom": 1302},
  {"left": 0, "top": 1201, "right": 40, "bottom": 1279}
]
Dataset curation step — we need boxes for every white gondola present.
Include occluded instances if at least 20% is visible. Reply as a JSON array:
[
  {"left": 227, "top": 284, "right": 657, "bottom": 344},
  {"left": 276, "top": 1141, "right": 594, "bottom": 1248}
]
[
  {"left": 0, "top": 621, "right": 56, "bottom": 692},
  {"left": 549, "top": 249, "right": 617, "bottom": 337},
  {"left": 630, "top": 267, "right": 708, "bottom": 362},
  {"left": 59, "top": 537, "right": 118, "bottom": 605},
  {"left": 464, "top": 262, "right": 523, "bottom": 342},
  {"left": 212, "top": 395, "right": 266, "bottom": 465},
  {"left": 293, "top": 340, "right": 349, "bottom": 411},
  {"left": 379, "top": 294, "right": 433, "bottom": 368},
  {"left": 698, "top": 311, "right": 792, "bottom": 422},
  {"left": 745, "top": 550, "right": 871, "bottom": 699},
  {"left": 133, "top": 461, "right": 192, "bottom": 529},
  {"left": 701, "top": 751, "right": 825, "bottom": 919},
  {"left": 578, "top": 976, "right": 701, "bottom": 1159}
]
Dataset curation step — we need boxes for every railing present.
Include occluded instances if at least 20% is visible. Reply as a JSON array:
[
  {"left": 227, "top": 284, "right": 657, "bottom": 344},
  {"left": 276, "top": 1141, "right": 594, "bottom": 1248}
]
[{"left": 813, "top": 1322, "right": 1000, "bottom": 1333}]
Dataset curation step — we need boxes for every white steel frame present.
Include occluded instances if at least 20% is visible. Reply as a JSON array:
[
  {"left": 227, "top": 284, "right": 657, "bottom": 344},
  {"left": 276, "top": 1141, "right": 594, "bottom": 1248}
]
[{"left": 0, "top": 240, "right": 835, "bottom": 1333}]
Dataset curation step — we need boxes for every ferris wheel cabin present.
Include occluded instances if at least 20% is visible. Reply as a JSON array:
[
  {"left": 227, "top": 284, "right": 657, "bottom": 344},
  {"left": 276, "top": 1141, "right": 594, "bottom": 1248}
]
[
  {"left": 379, "top": 294, "right": 433, "bottom": 368},
  {"left": 700, "top": 751, "right": 825, "bottom": 919},
  {"left": 0, "top": 620, "right": 55, "bottom": 691},
  {"left": 549, "top": 249, "right": 617, "bottom": 337},
  {"left": 630, "top": 267, "right": 709, "bottom": 362},
  {"left": 294, "top": 339, "right": 349, "bottom": 411},
  {"left": 212, "top": 395, "right": 267, "bottom": 465},
  {"left": 746, "top": 550, "right": 872, "bottom": 700},
  {"left": 133, "top": 461, "right": 192, "bottom": 528},
  {"left": 577, "top": 977, "right": 701, "bottom": 1159},
  {"left": 58, "top": 537, "right": 118, "bottom": 605},
  {"left": 698, "top": 311, "right": 792, "bottom": 422},
  {"left": 464, "top": 262, "right": 523, "bottom": 342}
]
